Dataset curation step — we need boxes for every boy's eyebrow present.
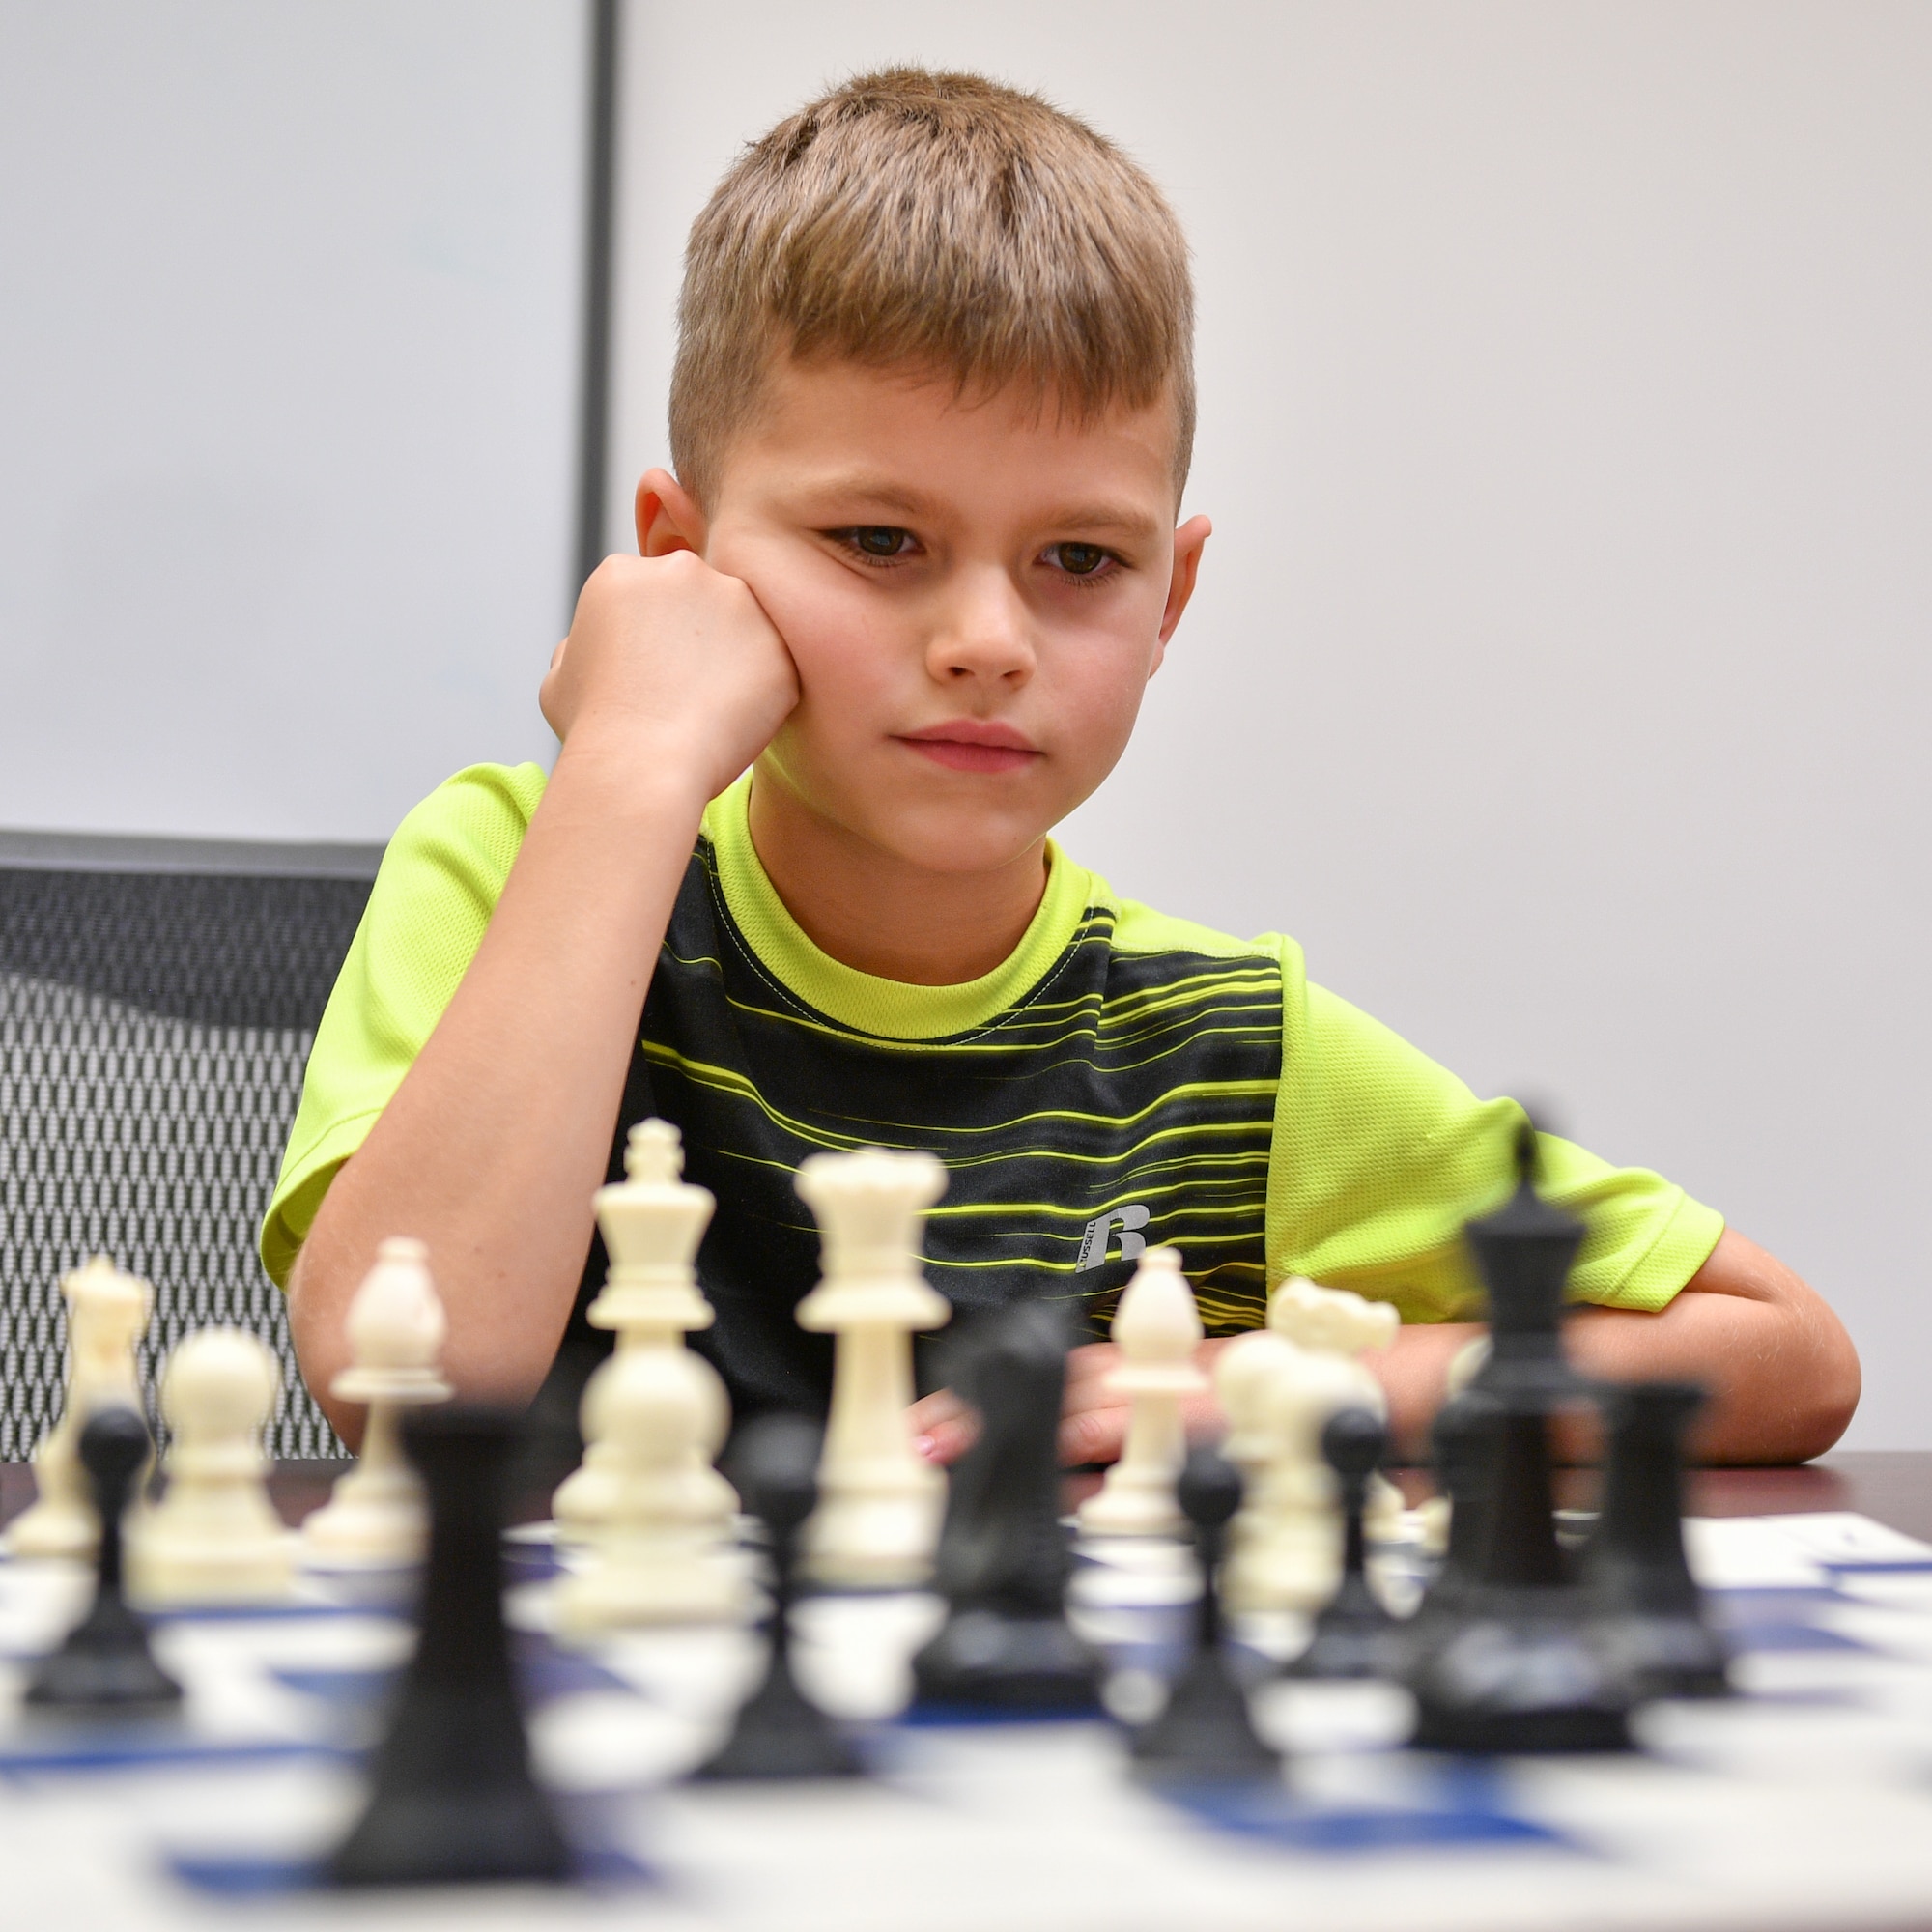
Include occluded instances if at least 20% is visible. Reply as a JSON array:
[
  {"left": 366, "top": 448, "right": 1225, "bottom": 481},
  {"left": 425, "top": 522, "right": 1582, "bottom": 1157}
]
[{"left": 793, "top": 472, "right": 1164, "bottom": 541}]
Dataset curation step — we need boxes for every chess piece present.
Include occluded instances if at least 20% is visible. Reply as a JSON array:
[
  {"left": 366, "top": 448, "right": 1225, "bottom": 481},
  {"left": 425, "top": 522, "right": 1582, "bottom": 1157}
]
[
  {"left": 1283, "top": 1408, "right": 1406, "bottom": 1680},
  {"left": 554, "top": 1342, "right": 746, "bottom": 1631},
  {"left": 1586, "top": 1381, "right": 1730, "bottom": 1699},
  {"left": 10, "top": 1257, "right": 152, "bottom": 1559},
  {"left": 301, "top": 1238, "right": 451, "bottom": 1567},
  {"left": 25, "top": 1406, "right": 182, "bottom": 1712},
  {"left": 1267, "top": 1277, "right": 1406, "bottom": 1540},
  {"left": 1406, "top": 1381, "right": 1505, "bottom": 1646},
  {"left": 1414, "top": 1334, "right": 1491, "bottom": 1561},
  {"left": 1076, "top": 1247, "right": 1206, "bottom": 1539},
  {"left": 1216, "top": 1279, "right": 1395, "bottom": 1614},
  {"left": 695, "top": 1416, "right": 863, "bottom": 1780},
  {"left": 1406, "top": 1127, "right": 1634, "bottom": 1752},
  {"left": 128, "top": 1329, "right": 295, "bottom": 1607},
  {"left": 912, "top": 1303, "right": 1103, "bottom": 1713},
  {"left": 1131, "top": 1446, "right": 1281, "bottom": 1783},
  {"left": 794, "top": 1147, "right": 952, "bottom": 1587},
  {"left": 554, "top": 1121, "right": 735, "bottom": 1542},
  {"left": 331, "top": 1406, "right": 572, "bottom": 1887}
]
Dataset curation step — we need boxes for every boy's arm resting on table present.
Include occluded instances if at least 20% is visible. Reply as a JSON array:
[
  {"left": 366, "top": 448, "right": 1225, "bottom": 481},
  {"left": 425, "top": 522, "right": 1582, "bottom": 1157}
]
[
  {"left": 908, "top": 1228, "right": 1860, "bottom": 1470},
  {"left": 1370, "top": 1229, "right": 1860, "bottom": 1464},
  {"left": 287, "top": 553, "right": 798, "bottom": 1447}
]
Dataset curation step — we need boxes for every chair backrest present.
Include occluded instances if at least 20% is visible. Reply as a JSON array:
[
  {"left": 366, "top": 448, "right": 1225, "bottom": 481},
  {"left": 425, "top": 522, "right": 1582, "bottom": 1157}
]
[{"left": 0, "top": 829, "right": 382, "bottom": 1459}]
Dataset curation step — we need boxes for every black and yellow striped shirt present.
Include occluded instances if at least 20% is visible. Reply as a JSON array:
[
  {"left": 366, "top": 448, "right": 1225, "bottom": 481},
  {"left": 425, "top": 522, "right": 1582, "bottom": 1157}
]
[{"left": 265, "top": 765, "right": 1723, "bottom": 1417}]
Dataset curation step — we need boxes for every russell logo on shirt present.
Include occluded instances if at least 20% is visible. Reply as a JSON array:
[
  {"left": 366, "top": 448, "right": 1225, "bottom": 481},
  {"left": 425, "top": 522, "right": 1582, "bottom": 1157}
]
[{"left": 1075, "top": 1204, "right": 1151, "bottom": 1272}]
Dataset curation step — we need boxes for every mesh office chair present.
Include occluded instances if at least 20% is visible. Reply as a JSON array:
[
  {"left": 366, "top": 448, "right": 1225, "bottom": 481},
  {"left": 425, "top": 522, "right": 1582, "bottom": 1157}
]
[{"left": 0, "top": 831, "right": 381, "bottom": 1460}]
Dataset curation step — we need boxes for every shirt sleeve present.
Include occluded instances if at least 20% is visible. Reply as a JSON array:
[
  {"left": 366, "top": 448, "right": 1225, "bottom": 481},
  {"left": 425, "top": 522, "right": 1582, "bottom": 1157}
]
[
  {"left": 258, "top": 761, "right": 547, "bottom": 1289},
  {"left": 1261, "top": 936, "right": 1724, "bottom": 1322}
]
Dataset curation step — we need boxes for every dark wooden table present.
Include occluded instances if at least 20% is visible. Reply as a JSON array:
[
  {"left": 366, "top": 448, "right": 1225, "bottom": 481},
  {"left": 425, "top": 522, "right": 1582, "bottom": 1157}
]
[{"left": 4, "top": 1452, "right": 1918, "bottom": 1537}]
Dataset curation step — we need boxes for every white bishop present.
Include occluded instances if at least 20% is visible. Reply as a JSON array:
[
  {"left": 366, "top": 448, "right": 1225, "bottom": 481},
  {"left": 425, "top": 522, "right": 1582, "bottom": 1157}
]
[{"left": 1076, "top": 1247, "right": 1206, "bottom": 1538}]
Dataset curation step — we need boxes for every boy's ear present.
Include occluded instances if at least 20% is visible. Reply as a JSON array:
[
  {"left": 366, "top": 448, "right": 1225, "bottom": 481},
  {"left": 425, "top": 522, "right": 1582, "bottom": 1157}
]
[
  {"left": 636, "top": 469, "right": 709, "bottom": 556},
  {"left": 1151, "top": 514, "right": 1212, "bottom": 669}
]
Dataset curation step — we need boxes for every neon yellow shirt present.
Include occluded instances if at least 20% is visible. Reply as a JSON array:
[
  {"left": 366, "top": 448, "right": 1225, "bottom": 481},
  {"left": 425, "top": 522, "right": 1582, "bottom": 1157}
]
[{"left": 264, "top": 765, "right": 1721, "bottom": 1413}]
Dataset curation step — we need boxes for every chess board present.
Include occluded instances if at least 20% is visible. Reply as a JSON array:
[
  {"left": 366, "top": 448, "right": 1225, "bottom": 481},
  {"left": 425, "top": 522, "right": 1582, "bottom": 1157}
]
[{"left": 2, "top": 1511, "right": 1931, "bottom": 1931}]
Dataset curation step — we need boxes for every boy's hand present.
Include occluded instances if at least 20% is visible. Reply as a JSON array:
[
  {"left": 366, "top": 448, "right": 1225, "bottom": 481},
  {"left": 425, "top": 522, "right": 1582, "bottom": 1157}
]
[
  {"left": 910, "top": 1340, "right": 1231, "bottom": 1468},
  {"left": 540, "top": 551, "right": 800, "bottom": 805}
]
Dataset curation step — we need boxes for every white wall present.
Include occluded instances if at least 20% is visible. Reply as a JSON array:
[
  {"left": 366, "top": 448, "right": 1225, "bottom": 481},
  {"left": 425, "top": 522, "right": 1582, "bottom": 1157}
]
[
  {"left": 0, "top": 0, "right": 583, "bottom": 842},
  {"left": 610, "top": 2, "right": 1932, "bottom": 1447}
]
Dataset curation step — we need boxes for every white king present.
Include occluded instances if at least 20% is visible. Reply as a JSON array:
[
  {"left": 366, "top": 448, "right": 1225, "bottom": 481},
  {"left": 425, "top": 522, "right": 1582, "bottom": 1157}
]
[
  {"left": 793, "top": 1146, "right": 951, "bottom": 1587},
  {"left": 554, "top": 1120, "right": 735, "bottom": 1541}
]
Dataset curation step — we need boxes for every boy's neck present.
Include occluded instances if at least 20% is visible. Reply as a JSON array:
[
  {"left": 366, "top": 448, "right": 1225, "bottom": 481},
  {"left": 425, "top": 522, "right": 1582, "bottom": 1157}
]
[{"left": 745, "top": 773, "right": 1049, "bottom": 987}]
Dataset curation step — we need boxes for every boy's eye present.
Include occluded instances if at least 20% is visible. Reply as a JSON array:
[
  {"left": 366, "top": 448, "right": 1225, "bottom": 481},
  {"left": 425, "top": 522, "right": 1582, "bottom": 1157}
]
[
  {"left": 1049, "top": 542, "right": 1111, "bottom": 577},
  {"left": 849, "top": 526, "right": 913, "bottom": 558}
]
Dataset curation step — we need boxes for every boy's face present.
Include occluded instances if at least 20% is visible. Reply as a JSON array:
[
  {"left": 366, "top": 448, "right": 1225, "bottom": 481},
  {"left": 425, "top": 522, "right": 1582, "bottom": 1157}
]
[{"left": 639, "top": 355, "right": 1208, "bottom": 878}]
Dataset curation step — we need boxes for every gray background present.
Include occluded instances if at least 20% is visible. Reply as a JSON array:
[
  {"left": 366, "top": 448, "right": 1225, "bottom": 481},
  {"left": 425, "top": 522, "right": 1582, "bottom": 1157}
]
[
  {"left": 5, "top": 3, "right": 1926, "bottom": 1445},
  {"left": 0, "top": 0, "right": 580, "bottom": 841}
]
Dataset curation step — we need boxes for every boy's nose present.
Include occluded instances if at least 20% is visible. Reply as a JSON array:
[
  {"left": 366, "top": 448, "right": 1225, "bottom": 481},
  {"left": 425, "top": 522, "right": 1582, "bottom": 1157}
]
[{"left": 925, "top": 572, "right": 1037, "bottom": 687}]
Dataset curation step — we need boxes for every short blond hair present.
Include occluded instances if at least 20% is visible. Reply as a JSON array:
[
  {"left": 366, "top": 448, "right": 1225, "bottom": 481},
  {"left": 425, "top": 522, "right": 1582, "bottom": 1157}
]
[{"left": 669, "top": 67, "right": 1195, "bottom": 504}]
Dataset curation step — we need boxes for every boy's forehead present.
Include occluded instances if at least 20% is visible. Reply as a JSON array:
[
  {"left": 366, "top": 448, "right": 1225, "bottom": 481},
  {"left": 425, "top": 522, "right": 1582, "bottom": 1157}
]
[{"left": 713, "top": 354, "right": 1182, "bottom": 522}]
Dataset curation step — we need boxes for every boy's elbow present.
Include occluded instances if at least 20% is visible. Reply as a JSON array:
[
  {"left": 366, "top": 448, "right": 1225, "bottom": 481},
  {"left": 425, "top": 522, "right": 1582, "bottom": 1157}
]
[{"left": 1782, "top": 1313, "right": 1861, "bottom": 1463}]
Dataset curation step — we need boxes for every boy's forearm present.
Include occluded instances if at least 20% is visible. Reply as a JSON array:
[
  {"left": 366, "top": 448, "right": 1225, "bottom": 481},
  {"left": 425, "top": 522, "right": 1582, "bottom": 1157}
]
[
  {"left": 1372, "top": 1229, "right": 1861, "bottom": 1466},
  {"left": 288, "top": 736, "right": 712, "bottom": 1441}
]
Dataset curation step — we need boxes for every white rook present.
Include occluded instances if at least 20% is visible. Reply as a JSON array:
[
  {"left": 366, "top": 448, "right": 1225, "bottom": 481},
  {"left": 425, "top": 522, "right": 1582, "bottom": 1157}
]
[{"left": 794, "top": 1147, "right": 951, "bottom": 1588}]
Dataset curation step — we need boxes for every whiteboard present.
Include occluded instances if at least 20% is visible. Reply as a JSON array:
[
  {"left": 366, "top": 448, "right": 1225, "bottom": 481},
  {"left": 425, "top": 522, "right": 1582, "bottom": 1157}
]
[{"left": 0, "top": 0, "right": 583, "bottom": 842}]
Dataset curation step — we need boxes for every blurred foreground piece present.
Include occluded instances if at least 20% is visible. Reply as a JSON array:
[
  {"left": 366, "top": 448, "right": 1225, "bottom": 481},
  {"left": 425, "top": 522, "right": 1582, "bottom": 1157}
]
[
  {"left": 1407, "top": 1130, "right": 1633, "bottom": 1752},
  {"left": 1215, "top": 1277, "right": 1398, "bottom": 1614},
  {"left": 1587, "top": 1382, "right": 1731, "bottom": 1699},
  {"left": 794, "top": 1148, "right": 952, "bottom": 1587},
  {"left": 25, "top": 1406, "right": 181, "bottom": 1712},
  {"left": 554, "top": 1122, "right": 735, "bottom": 1545},
  {"left": 331, "top": 1406, "right": 571, "bottom": 1888},
  {"left": 912, "top": 1303, "right": 1103, "bottom": 1713},
  {"left": 1406, "top": 1379, "right": 1504, "bottom": 1649},
  {"left": 1283, "top": 1408, "right": 1406, "bottom": 1681},
  {"left": 1131, "top": 1446, "right": 1280, "bottom": 1782},
  {"left": 11, "top": 1258, "right": 152, "bottom": 1559},
  {"left": 696, "top": 1415, "right": 862, "bottom": 1780},
  {"left": 554, "top": 1339, "right": 746, "bottom": 1631},
  {"left": 302, "top": 1238, "right": 451, "bottom": 1567},
  {"left": 1076, "top": 1247, "right": 1206, "bottom": 1539},
  {"left": 129, "top": 1329, "right": 294, "bottom": 1608}
]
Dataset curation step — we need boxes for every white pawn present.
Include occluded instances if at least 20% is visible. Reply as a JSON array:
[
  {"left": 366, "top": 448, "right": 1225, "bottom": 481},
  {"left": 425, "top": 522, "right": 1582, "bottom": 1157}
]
[
  {"left": 10, "top": 1257, "right": 152, "bottom": 1559},
  {"left": 1076, "top": 1248, "right": 1206, "bottom": 1538},
  {"left": 794, "top": 1147, "right": 952, "bottom": 1588},
  {"left": 129, "top": 1329, "right": 294, "bottom": 1607},
  {"left": 554, "top": 1120, "right": 735, "bottom": 1542},
  {"left": 554, "top": 1345, "right": 744, "bottom": 1633},
  {"left": 1216, "top": 1278, "right": 1399, "bottom": 1614},
  {"left": 301, "top": 1238, "right": 451, "bottom": 1567}
]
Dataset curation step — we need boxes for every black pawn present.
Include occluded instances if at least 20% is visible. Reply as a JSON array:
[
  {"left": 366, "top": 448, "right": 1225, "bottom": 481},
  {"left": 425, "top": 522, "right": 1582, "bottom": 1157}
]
[
  {"left": 1586, "top": 1382, "right": 1730, "bottom": 1699},
  {"left": 1131, "top": 1446, "right": 1281, "bottom": 1783},
  {"left": 695, "top": 1415, "right": 862, "bottom": 1780},
  {"left": 1284, "top": 1408, "right": 1406, "bottom": 1681},
  {"left": 1406, "top": 1385, "right": 1505, "bottom": 1646},
  {"left": 911, "top": 1303, "right": 1103, "bottom": 1713},
  {"left": 330, "top": 1406, "right": 571, "bottom": 1889},
  {"left": 25, "top": 1406, "right": 182, "bottom": 1712}
]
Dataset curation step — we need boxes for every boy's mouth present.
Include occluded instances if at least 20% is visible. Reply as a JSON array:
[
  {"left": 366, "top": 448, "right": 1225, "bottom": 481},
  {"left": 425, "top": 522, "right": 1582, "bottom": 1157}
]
[{"left": 896, "top": 721, "right": 1041, "bottom": 776}]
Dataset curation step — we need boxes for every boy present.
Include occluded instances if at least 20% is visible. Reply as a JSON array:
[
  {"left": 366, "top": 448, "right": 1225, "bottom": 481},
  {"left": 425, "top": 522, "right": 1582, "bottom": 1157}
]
[{"left": 266, "top": 68, "right": 1858, "bottom": 1467}]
